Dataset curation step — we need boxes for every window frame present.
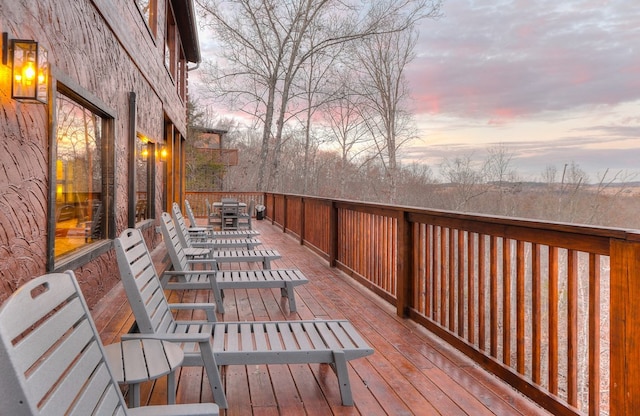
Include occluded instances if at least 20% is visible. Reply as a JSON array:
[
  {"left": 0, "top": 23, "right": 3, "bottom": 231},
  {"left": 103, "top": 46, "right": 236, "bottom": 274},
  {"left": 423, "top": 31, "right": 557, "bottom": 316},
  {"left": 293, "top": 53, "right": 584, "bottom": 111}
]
[
  {"left": 134, "top": 0, "right": 158, "bottom": 38},
  {"left": 128, "top": 92, "right": 156, "bottom": 227},
  {"left": 47, "top": 71, "right": 116, "bottom": 272}
]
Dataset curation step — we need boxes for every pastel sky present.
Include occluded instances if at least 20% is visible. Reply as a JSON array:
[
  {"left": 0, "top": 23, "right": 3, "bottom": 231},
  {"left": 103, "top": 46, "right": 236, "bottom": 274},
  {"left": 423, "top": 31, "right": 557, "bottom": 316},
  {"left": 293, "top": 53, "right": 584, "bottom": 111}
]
[
  {"left": 404, "top": 0, "right": 640, "bottom": 181},
  {"left": 193, "top": 1, "right": 640, "bottom": 182}
]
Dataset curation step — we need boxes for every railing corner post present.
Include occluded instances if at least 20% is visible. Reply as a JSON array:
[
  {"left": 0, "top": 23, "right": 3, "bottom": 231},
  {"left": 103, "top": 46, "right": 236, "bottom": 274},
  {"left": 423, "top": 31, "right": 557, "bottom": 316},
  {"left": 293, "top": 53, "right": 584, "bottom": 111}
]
[{"left": 610, "top": 238, "right": 640, "bottom": 416}]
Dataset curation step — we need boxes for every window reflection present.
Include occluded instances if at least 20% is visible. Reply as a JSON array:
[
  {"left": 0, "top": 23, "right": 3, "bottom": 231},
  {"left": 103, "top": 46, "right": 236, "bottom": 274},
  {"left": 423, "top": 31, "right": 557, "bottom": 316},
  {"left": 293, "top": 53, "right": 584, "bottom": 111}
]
[
  {"left": 54, "top": 94, "right": 103, "bottom": 258},
  {"left": 136, "top": 135, "right": 149, "bottom": 222}
]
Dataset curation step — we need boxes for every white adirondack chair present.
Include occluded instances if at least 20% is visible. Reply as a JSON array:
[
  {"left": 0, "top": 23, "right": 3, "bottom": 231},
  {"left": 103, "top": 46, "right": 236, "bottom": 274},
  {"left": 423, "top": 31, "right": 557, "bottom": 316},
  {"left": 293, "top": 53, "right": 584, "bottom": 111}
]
[{"left": 0, "top": 270, "right": 218, "bottom": 416}]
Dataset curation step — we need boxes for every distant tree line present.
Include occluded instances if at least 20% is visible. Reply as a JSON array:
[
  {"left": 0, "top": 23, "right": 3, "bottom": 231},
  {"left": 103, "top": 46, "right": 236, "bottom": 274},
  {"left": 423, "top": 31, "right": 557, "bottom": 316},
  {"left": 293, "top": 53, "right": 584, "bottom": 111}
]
[{"left": 188, "top": 111, "right": 640, "bottom": 231}]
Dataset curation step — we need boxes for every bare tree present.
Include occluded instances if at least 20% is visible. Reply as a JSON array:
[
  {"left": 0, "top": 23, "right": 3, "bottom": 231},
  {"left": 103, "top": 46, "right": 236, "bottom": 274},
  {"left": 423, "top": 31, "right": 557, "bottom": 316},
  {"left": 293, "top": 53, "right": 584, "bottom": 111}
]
[
  {"left": 440, "top": 154, "right": 489, "bottom": 211},
  {"left": 355, "top": 27, "right": 422, "bottom": 203},
  {"left": 321, "top": 72, "right": 375, "bottom": 198},
  {"left": 196, "top": 0, "right": 442, "bottom": 191}
]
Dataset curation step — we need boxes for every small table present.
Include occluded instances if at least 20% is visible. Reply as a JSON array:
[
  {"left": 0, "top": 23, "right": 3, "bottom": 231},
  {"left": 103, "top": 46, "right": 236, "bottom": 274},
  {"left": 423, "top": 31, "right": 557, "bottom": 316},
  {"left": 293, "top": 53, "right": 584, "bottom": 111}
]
[{"left": 104, "top": 339, "right": 184, "bottom": 407}]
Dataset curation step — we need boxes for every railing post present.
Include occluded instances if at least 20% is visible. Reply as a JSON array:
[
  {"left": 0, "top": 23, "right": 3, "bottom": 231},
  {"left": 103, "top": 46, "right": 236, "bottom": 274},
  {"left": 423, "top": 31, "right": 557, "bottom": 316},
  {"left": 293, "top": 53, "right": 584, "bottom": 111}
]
[
  {"left": 329, "top": 201, "right": 338, "bottom": 267},
  {"left": 282, "top": 195, "right": 288, "bottom": 232},
  {"left": 610, "top": 238, "right": 640, "bottom": 415},
  {"left": 299, "top": 197, "right": 305, "bottom": 245},
  {"left": 396, "top": 209, "right": 412, "bottom": 318}
]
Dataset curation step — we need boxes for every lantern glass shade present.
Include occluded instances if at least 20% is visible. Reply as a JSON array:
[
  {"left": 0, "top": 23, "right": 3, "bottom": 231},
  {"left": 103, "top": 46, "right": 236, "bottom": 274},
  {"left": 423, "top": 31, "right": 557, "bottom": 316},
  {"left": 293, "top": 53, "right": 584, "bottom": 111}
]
[{"left": 11, "top": 39, "right": 48, "bottom": 103}]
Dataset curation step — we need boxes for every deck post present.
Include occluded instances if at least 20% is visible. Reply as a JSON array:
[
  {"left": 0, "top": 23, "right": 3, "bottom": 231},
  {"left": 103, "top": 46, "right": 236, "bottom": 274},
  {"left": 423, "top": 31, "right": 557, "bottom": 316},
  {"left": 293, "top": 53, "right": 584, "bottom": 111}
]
[
  {"left": 396, "top": 209, "right": 412, "bottom": 317},
  {"left": 329, "top": 201, "right": 338, "bottom": 267},
  {"left": 299, "top": 197, "right": 305, "bottom": 245},
  {"left": 610, "top": 238, "right": 640, "bottom": 416}
]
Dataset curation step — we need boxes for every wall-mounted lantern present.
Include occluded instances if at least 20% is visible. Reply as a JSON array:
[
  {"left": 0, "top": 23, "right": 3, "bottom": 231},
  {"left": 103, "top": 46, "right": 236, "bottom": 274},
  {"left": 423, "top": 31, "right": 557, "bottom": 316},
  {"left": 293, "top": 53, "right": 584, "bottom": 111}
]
[
  {"left": 158, "top": 144, "right": 168, "bottom": 161},
  {"left": 2, "top": 32, "right": 48, "bottom": 104}
]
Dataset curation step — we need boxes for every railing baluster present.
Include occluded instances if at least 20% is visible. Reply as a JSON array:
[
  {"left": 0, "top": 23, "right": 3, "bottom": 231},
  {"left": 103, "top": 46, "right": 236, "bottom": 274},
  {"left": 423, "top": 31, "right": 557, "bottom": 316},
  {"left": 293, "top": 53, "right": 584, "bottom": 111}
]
[
  {"left": 567, "top": 249, "right": 578, "bottom": 406},
  {"left": 549, "top": 246, "right": 559, "bottom": 395},
  {"left": 516, "top": 240, "right": 525, "bottom": 375},
  {"left": 588, "top": 253, "right": 600, "bottom": 416},
  {"left": 532, "top": 242, "right": 541, "bottom": 385},
  {"left": 478, "top": 234, "right": 486, "bottom": 352},
  {"left": 467, "top": 232, "right": 476, "bottom": 345},
  {"left": 449, "top": 228, "right": 455, "bottom": 332},
  {"left": 490, "top": 235, "right": 498, "bottom": 359},
  {"left": 458, "top": 229, "right": 465, "bottom": 338},
  {"left": 503, "top": 238, "right": 512, "bottom": 367}
]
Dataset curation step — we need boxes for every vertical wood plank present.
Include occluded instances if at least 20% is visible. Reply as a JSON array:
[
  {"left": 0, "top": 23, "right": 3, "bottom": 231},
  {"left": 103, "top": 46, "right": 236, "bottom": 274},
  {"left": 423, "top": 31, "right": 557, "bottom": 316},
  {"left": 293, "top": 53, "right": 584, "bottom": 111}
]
[
  {"left": 478, "top": 234, "right": 486, "bottom": 352},
  {"left": 503, "top": 238, "right": 511, "bottom": 367},
  {"left": 532, "top": 243, "right": 541, "bottom": 384},
  {"left": 548, "top": 246, "right": 559, "bottom": 395},
  {"left": 458, "top": 229, "right": 465, "bottom": 337},
  {"left": 467, "top": 232, "right": 476, "bottom": 345},
  {"left": 516, "top": 240, "right": 525, "bottom": 374},
  {"left": 490, "top": 235, "right": 498, "bottom": 358},
  {"left": 567, "top": 249, "right": 578, "bottom": 406},
  {"left": 588, "top": 253, "right": 600, "bottom": 416},
  {"left": 449, "top": 228, "right": 455, "bottom": 332},
  {"left": 440, "top": 227, "right": 447, "bottom": 327}
]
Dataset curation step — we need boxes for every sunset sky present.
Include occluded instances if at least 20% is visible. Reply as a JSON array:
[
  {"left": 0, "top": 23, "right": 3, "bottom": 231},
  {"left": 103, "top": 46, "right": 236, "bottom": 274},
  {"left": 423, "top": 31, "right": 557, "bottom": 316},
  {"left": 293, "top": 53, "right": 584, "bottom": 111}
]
[
  {"left": 194, "top": 1, "right": 640, "bottom": 182},
  {"left": 403, "top": 0, "right": 640, "bottom": 181}
]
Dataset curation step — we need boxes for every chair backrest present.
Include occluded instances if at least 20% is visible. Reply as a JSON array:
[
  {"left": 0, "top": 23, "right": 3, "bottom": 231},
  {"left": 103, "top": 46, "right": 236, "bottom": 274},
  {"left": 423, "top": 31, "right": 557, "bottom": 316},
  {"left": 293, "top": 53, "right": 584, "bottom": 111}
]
[
  {"left": 114, "top": 228, "right": 178, "bottom": 335},
  {"left": 205, "top": 198, "right": 212, "bottom": 216},
  {"left": 184, "top": 199, "right": 198, "bottom": 227},
  {"left": 172, "top": 202, "right": 193, "bottom": 249},
  {"left": 160, "top": 211, "right": 192, "bottom": 273},
  {"left": 221, "top": 201, "right": 239, "bottom": 216},
  {"left": 0, "top": 271, "right": 129, "bottom": 415},
  {"left": 247, "top": 200, "right": 256, "bottom": 217}
]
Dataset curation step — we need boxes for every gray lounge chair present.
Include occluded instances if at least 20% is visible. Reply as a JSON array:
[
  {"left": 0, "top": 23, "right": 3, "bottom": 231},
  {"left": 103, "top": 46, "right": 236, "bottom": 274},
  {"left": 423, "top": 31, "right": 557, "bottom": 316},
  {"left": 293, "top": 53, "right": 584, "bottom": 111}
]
[
  {"left": 159, "top": 213, "right": 308, "bottom": 313},
  {"left": 0, "top": 270, "right": 218, "bottom": 416},
  {"left": 114, "top": 228, "right": 374, "bottom": 409},
  {"left": 173, "top": 203, "right": 261, "bottom": 251},
  {"left": 167, "top": 210, "right": 281, "bottom": 269}
]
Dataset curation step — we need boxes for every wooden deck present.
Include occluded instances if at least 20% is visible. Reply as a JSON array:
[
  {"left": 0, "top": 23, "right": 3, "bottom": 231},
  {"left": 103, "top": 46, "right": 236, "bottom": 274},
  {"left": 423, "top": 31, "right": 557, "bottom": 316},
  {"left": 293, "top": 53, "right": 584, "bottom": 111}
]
[{"left": 93, "top": 219, "right": 553, "bottom": 415}]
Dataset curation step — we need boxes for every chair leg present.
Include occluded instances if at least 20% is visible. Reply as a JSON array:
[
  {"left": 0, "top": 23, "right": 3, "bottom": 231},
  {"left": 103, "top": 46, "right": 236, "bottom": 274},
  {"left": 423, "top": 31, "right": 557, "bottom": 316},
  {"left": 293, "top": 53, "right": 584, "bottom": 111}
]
[
  {"left": 332, "top": 350, "right": 354, "bottom": 406},
  {"left": 283, "top": 282, "right": 296, "bottom": 312}
]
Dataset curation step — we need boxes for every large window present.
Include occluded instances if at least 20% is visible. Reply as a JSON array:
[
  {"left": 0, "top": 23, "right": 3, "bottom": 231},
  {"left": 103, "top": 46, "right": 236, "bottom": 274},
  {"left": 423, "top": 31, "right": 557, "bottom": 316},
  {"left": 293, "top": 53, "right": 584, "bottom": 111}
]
[
  {"left": 165, "top": 2, "right": 177, "bottom": 79},
  {"left": 53, "top": 91, "right": 111, "bottom": 261}
]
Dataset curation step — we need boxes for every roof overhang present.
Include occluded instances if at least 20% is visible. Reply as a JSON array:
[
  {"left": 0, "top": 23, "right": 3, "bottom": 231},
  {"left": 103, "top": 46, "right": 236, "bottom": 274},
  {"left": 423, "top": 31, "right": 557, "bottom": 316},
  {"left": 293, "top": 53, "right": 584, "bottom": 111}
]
[{"left": 172, "top": 0, "right": 201, "bottom": 63}]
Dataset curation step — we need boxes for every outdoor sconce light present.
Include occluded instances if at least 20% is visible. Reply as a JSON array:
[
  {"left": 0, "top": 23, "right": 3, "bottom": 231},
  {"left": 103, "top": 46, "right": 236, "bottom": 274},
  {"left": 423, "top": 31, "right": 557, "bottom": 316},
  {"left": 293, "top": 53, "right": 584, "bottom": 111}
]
[
  {"left": 159, "top": 145, "right": 168, "bottom": 161},
  {"left": 155, "top": 144, "right": 168, "bottom": 161},
  {"left": 2, "top": 32, "right": 48, "bottom": 104}
]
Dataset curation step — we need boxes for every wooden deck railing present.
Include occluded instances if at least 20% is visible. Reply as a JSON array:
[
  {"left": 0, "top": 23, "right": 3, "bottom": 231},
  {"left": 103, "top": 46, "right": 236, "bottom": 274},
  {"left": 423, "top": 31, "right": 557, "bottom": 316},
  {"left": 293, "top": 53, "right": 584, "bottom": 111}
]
[{"left": 186, "top": 191, "right": 640, "bottom": 416}]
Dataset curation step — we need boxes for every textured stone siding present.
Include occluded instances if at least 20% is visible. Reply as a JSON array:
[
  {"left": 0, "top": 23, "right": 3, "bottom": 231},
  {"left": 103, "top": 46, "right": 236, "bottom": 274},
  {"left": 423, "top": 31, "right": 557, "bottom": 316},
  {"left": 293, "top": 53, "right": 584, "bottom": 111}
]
[{"left": 0, "top": 0, "right": 191, "bottom": 306}]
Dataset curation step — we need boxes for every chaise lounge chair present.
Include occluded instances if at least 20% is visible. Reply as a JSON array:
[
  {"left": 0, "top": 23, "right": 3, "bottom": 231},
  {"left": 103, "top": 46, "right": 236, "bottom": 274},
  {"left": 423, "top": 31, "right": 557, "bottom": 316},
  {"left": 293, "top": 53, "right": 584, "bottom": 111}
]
[
  {"left": 159, "top": 215, "right": 308, "bottom": 313},
  {"left": 166, "top": 210, "right": 281, "bottom": 269},
  {"left": 114, "top": 229, "right": 374, "bottom": 409}
]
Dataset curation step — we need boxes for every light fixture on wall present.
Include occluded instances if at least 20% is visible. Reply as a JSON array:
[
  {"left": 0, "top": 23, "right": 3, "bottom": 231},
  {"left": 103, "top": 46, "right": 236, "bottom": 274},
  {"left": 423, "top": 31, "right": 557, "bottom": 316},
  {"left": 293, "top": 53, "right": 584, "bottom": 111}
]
[
  {"left": 2, "top": 32, "right": 48, "bottom": 104},
  {"left": 159, "top": 144, "right": 168, "bottom": 161}
]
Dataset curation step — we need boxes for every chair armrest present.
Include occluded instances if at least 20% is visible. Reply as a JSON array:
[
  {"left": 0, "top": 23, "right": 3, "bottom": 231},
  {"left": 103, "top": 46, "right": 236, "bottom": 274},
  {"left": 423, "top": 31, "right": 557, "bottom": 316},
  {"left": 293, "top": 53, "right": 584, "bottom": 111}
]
[
  {"left": 162, "top": 269, "right": 216, "bottom": 277},
  {"left": 186, "top": 258, "right": 218, "bottom": 270},
  {"left": 169, "top": 302, "right": 217, "bottom": 322},
  {"left": 121, "top": 332, "right": 210, "bottom": 343},
  {"left": 128, "top": 403, "right": 219, "bottom": 416}
]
